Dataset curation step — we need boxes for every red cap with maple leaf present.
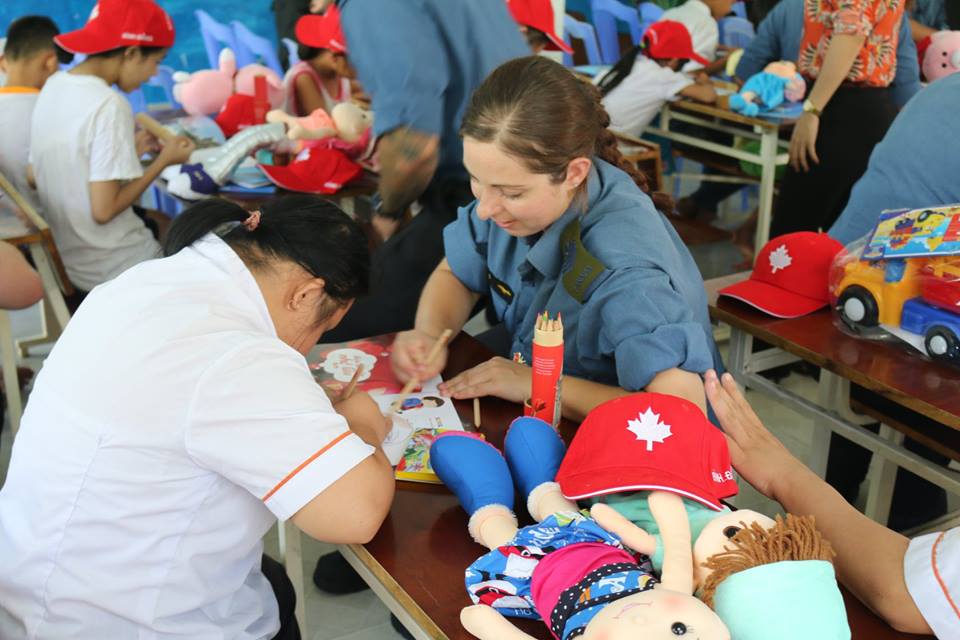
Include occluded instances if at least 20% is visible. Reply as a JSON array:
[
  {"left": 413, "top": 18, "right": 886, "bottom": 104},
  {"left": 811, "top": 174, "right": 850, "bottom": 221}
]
[
  {"left": 556, "top": 393, "right": 737, "bottom": 511},
  {"left": 718, "top": 231, "right": 845, "bottom": 319}
]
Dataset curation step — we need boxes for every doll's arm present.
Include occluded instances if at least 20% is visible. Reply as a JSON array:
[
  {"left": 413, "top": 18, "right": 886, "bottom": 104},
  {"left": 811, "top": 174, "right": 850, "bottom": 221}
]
[
  {"left": 590, "top": 503, "right": 658, "bottom": 556},
  {"left": 461, "top": 605, "right": 538, "bottom": 640},
  {"left": 648, "top": 491, "right": 693, "bottom": 595}
]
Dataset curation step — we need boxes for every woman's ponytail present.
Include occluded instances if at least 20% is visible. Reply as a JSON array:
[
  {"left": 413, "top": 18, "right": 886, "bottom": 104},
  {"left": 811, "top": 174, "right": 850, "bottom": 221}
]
[
  {"left": 163, "top": 199, "right": 250, "bottom": 257},
  {"left": 588, "top": 84, "right": 674, "bottom": 213},
  {"left": 163, "top": 195, "right": 370, "bottom": 302}
]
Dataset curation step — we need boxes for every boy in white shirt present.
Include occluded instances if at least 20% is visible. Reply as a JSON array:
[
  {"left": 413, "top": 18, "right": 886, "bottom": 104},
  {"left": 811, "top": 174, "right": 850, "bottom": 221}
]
[
  {"left": 0, "top": 17, "right": 66, "bottom": 218},
  {"left": 599, "top": 21, "right": 717, "bottom": 138},
  {"left": 661, "top": 0, "right": 736, "bottom": 70},
  {"left": 29, "top": 0, "right": 194, "bottom": 299},
  {"left": 706, "top": 369, "right": 958, "bottom": 639}
]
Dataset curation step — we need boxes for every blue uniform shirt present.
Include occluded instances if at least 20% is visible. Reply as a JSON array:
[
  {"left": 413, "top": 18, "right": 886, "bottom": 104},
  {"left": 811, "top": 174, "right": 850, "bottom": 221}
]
[
  {"left": 444, "top": 159, "right": 721, "bottom": 391},
  {"left": 830, "top": 73, "right": 960, "bottom": 245},
  {"left": 338, "top": 0, "right": 528, "bottom": 179},
  {"left": 735, "top": 0, "right": 920, "bottom": 108}
]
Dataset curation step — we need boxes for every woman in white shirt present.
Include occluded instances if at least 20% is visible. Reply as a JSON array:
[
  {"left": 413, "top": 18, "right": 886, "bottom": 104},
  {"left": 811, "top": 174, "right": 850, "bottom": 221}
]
[
  {"left": 0, "top": 196, "right": 394, "bottom": 640},
  {"left": 705, "top": 370, "right": 957, "bottom": 639}
]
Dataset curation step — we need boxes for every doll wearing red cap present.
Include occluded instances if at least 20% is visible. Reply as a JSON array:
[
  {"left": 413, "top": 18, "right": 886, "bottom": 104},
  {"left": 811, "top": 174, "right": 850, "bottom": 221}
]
[{"left": 430, "top": 409, "right": 731, "bottom": 640}]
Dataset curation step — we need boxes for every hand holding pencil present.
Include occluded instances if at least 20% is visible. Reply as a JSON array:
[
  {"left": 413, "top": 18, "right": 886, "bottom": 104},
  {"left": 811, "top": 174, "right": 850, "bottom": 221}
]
[
  {"left": 391, "top": 329, "right": 453, "bottom": 411},
  {"left": 391, "top": 328, "right": 453, "bottom": 385}
]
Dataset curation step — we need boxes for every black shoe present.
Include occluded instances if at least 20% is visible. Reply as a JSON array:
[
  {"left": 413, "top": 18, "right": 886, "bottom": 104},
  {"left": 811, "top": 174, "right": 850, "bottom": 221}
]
[
  {"left": 390, "top": 613, "right": 414, "bottom": 640},
  {"left": 312, "top": 551, "right": 369, "bottom": 595}
]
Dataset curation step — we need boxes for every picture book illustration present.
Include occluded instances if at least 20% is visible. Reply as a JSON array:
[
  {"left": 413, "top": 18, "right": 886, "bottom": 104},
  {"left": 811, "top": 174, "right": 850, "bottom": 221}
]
[
  {"left": 308, "top": 334, "right": 441, "bottom": 396},
  {"left": 394, "top": 429, "right": 450, "bottom": 483},
  {"left": 373, "top": 393, "right": 463, "bottom": 466},
  {"left": 863, "top": 204, "right": 960, "bottom": 260}
]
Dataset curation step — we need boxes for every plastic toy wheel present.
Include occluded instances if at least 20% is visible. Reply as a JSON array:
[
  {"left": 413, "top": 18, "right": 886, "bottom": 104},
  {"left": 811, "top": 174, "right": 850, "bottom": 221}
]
[
  {"left": 837, "top": 286, "right": 879, "bottom": 327},
  {"left": 924, "top": 326, "right": 960, "bottom": 363}
]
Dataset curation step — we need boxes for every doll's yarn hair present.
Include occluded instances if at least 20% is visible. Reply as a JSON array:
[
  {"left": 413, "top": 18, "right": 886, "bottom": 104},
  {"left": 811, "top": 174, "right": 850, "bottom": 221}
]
[{"left": 698, "top": 514, "right": 835, "bottom": 609}]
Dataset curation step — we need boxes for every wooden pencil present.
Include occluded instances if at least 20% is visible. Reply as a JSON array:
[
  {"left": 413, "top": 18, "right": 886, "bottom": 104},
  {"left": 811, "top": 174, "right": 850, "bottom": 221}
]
[
  {"left": 473, "top": 396, "right": 481, "bottom": 429},
  {"left": 341, "top": 365, "right": 364, "bottom": 401}
]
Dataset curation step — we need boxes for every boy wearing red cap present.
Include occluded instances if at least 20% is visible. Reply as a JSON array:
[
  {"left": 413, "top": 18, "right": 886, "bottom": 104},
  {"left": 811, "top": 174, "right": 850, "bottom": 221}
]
[
  {"left": 598, "top": 21, "right": 717, "bottom": 137},
  {"left": 283, "top": 5, "right": 354, "bottom": 116},
  {"left": 28, "top": 0, "right": 194, "bottom": 301}
]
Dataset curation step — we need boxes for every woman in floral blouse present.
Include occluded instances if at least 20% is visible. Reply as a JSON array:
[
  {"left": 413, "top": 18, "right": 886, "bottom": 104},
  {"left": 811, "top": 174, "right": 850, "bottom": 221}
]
[{"left": 770, "top": 0, "right": 905, "bottom": 237}]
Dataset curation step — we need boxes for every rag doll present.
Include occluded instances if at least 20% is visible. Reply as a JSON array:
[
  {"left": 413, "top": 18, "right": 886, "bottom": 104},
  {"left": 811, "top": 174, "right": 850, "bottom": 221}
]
[
  {"left": 430, "top": 406, "right": 730, "bottom": 640},
  {"left": 698, "top": 514, "right": 851, "bottom": 639},
  {"left": 266, "top": 102, "right": 373, "bottom": 158},
  {"left": 725, "top": 61, "right": 805, "bottom": 117}
]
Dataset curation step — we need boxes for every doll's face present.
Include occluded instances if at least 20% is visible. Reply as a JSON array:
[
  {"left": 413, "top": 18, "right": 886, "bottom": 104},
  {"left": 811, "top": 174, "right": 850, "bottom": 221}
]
[
  {"left": 763, "top": 61, "right": 797, "bottom": 78},
  {"left": 692, "top": 510, "right": 776, "bottom": 588},
  {"left": 584, "top": 588, "right": 729, "bottom": 640}
]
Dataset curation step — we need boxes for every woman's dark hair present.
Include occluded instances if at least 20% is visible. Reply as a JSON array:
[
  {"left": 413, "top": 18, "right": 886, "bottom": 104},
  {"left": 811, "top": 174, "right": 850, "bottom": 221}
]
[
  {"left": 163, "top": 196, "right": 370, "bottom": 302},
  {"left": 461, "top": 55, "right": 672, "bottom": 213},
  {"left": 597, "top": 36, "right": 686, "bottom": 97},
  {"left": 87, "top": 45, "right": 167, "bottom": 60}
]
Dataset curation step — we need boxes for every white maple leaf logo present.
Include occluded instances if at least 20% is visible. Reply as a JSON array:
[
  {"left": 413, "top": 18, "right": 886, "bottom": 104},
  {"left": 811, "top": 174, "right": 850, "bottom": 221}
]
[
  {"left": 768, "top": 244, "right": 792, "bottom": 273},
  {"left": 627, "top": 407, "right": 673, "bottom": 451}
]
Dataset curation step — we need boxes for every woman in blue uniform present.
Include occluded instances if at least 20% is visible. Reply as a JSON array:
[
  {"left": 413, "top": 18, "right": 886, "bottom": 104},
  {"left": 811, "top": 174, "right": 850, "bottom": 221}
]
[{"left": 392, "top": 56, "right": 721, "bottom": 420}]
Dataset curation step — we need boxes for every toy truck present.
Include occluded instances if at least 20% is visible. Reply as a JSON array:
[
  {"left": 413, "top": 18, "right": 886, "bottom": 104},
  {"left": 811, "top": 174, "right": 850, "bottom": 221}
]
[{"left": 834, "top": 256, "right": 960, "bottom": 363}]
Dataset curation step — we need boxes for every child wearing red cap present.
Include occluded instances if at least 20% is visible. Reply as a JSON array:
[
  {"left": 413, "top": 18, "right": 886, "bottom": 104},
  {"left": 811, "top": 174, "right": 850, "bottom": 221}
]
[
  {"left": 283, "top": 5, "right": 354, "bottom": 116},
  {"left": 28, "top": 0, "right": 194, "bottom": 300},
  {"left": 598, "top": 21, "right": 718, "bottom": 137}
]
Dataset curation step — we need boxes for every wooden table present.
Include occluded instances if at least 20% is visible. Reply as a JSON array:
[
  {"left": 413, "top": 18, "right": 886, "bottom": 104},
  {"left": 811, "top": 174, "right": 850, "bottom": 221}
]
[
  {"left": 648, "top": 98, "right": 795, "bottom": 252},
  {"left": 337, "top": 332, "right": 933, "bottom": 639},
  {"left": 708, "top": 273, "right": 960, "bottom": 528}
]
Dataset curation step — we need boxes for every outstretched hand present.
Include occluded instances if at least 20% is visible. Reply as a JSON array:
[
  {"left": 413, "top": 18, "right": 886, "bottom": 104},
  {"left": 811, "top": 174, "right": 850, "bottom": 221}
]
[{"left": 704, "top": 370, "right": 805, "bottom": 501}]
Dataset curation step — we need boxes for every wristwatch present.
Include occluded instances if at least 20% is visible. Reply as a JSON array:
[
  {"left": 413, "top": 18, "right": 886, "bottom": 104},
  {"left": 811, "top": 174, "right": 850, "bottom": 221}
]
[{"left": 802, "top": 99, "right": 822, "bottom": 117}]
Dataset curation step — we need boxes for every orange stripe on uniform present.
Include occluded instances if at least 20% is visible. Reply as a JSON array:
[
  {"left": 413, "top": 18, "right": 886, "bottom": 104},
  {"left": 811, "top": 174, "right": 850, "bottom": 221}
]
[
  {"left": 931, "top": 531, "right": 960, "bottom": 621},
  {"left": 262, "top": 430, "right": 352, "bottom": 502}
]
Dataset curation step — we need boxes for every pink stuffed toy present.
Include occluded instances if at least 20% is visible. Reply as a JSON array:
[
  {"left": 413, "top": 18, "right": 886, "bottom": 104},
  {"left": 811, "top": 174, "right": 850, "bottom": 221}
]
[
  {"left": 172, "top": 49, "right": 234, "bottom": 116},
  {"left": 172, "top": 48, "right": 286, "bottom": 117},
  {"left": 922, "top": 30, "right": 960, "bottom": 82}
]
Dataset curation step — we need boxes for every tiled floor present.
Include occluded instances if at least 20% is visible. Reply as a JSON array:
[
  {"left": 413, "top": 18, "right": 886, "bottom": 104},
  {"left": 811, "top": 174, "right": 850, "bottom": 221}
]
[{"left": 0, "top": 189, "right": 954, "bottom": 639}]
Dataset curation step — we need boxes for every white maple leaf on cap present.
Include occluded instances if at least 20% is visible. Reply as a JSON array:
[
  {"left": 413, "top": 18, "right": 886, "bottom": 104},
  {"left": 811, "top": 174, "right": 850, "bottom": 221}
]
[
  {"left": 627, "top": 407, "right": 673, "bottom": 451},
  {"left": 769, "top": 244, "right": 792, "bottom": 273}
]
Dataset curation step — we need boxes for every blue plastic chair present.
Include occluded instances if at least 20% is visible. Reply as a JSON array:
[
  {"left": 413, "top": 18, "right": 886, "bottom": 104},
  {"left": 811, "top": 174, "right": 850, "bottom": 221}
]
[
  {"left": 638, "top": 2, "right": 664, "bottom": 38},
  {"left": 145, "top": 65, "right": 180, "bottom": 109},
  {"left": 731, "top": 1, "right": 748, "bottom": 18},
  {"left": 563, "top": 15, "right": 603, "bottom": 67},
  {"left": 195, "top": 9, "right": 238, "bottom": 69},
  {"left": 282, "top": 37, "right": 300, "bottom": 67},
  {"left": 719, "top": 16, "right": 756, "bottom": 48},
  {"left": 231, "top": 21, "right": 283, "bottom": 75},
  {"left": 591, "top": 0, "right": 643, "bottom": 64}
]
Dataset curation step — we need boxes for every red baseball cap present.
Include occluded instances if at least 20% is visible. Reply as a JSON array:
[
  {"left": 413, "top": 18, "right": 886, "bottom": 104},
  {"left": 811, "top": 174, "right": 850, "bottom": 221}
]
[
  {"left": 295, "top": 5, "right": 347, "bottom": 54},
  {"left": 644, "top": 20, "right": 708, "bottom": 65},
  {"left": 55, "top": 0, "right": 175, "bottom": 55},
  {"left": 260, "top": 147, "right": 363, "bottom": 194},
  {"left": 719, "top": 232, "right": 846, "bottom": 318},
  {"left": 556, "top": 393, "right": 738, "bottom": 511},
  {"left": 506, "top": 0, "right": 573, "bottom": 54}
]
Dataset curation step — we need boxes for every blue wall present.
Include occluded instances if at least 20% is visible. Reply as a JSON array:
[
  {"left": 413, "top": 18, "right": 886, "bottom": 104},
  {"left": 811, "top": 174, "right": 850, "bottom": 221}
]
[{"left": 1, "top": 0, "right": 277, "bottom": 72}]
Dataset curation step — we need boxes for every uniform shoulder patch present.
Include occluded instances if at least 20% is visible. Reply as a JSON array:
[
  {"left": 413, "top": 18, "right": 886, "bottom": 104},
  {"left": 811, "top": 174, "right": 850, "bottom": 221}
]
[{"left": 560, "top": 218, "right": 608, "bottom": 304}]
